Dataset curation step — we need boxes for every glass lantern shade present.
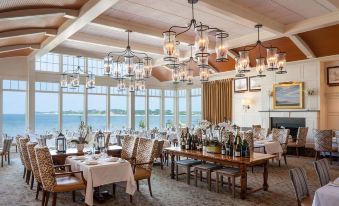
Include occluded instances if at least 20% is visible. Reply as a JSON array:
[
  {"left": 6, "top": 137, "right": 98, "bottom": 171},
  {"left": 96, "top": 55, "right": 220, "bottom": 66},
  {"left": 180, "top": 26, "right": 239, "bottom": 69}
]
[
  {"left": 163, "top": 31, "right": 177, "bottom": 61},
  {"left": 60, "top": 74, "right": 68, "bottom": 88},
  {"left": 195, "top": 24, "right": 209, "bottom": 58},
  {"left": 70, "top": 73, "right": 80, "bottom": 88},
  {"left": 256, "top": 57, "right": 266, "bottom": 77},
  {"left": 112, "top": 62, "right": 122, "bottom": 80},
  {"left": 104, "top": 56, "right": 112, "bottom": 75},
  {"left": 179, "top": 66, "right": 188, "bottom": 82},
  {"left": 199, "top": 67, "right": 209, "bottom": 82},
  {"left": 86, "top": 74, "right": 95, "bottom": 89},
  {"left": 117, "top": 79, "right": 126, "bottom": 91},
  {"left": 235, "top": 57, "right": 245, "bottom": 77},
  {"left": 172, "top": 69, "right": 180, "bottom": 84},
  {"left": 266, "top": 47, "right": 278, "bottom": 71},
  {"left": 197, "top": 56, "right": 208, "bottom": 67},
  {"left": 215, "top": 31, "right": 229, "bottom": 62},
  {"left": 129, "top": 79, "right": 135, "bottom": 92},
  {"left": 239, "top": 50, "right": 250, "bottom": 73},
  {"left": 187, "top": 69, "right": 193, "bottom": 85},
  {"left": 276, "top": 52, "right": 287, "bottom": 74},
  {"left": 96, "top": 130, "right": 105, "bottom": 150},
  {"left": 143, "top": 57, "right": 152, "bottom": 78},
  {"left": 124, "top": 56, "right": 135, "bottom": 77},
  {"left": 56, "top": 132, "right": 66, "bottom": 153}
]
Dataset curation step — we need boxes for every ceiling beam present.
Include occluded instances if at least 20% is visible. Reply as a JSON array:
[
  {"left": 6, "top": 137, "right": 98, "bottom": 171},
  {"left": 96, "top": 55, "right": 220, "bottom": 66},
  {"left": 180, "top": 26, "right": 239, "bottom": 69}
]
[
  {"left": 0, "top": 44, "right": 40, "bottom": 53},
  {"left": 315, "top": 0, "right": 339, "bottom": 11},
  {"left": 0, "top": 28, "right": 57, "bottom": 39},
  {"left": 288, "top": 35, "right": 315, "bottom": 58},
  {"left": 68, "top": 32, "right": 163, "bottom": 55},
  {"left": 285, "top": 10, "right": 339, "bottom": 34},
  {"left": 197, "top": 0, "right": 285, "bottom": 34},
  {"left": 0, "top": 8, "right": 78, "bottom": 21},
  {"left": 30, "top": 0, "right": 120, "bottom": 59}
]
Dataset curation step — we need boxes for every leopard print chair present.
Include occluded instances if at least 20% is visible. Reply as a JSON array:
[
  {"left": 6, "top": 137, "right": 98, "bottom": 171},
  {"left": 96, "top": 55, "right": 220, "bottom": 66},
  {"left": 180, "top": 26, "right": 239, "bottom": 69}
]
[
  {"left": 16, "top": 135, "right": 26, "bottom": 178},
  {"left": 313, "top": 129, "right": 334, "bottom": 164},
  {"left": 121, "top": 135, "right": 139, "bottom": 162},
  {"left": 35, "top": 146, "right": 86, "bottom": 206},
  {"left": 19, "top": 137, "right": 32, "bottom": 185},
  {"left": 0, "top": 137, "right": 13, "bottom": 167},
  {"left": 271, "top": 128, "right": 290, "bottom": 166},
  {"left": 27, "top": 142, "right": 42, "bottom": 197}
]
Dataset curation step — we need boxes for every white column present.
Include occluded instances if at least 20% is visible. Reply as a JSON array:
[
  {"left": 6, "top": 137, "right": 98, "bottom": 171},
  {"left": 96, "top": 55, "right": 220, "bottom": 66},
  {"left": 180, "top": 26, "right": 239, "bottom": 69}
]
[
  {"left": 187, "top": 88, "right": 192, "bottom": 128},
  {"left": 174, "top": 88, "right": 179, "bottom": 128},
  {"left": 59, "top": 54, "right": 63, "bottom": 131},
  {"left": 0, "top": 79, "right": 3, "bottom": 141},
  {"left": 160, "top": 89, "right": 164, "bottom": 129},
  {"left": 145, "top": 89, "right": 149, "bottom": 130},
  {"left": 128, "top": 91, "right": 135, "bottom": 129},
  {"left": 83, "top": 58, "right": 88, "bottom": 124},
  {"left": 26, "top": 58, "right": 35, "bottom": 132},
  {"left": 106, "top": 86, "right": 110, "bottom": 130}
]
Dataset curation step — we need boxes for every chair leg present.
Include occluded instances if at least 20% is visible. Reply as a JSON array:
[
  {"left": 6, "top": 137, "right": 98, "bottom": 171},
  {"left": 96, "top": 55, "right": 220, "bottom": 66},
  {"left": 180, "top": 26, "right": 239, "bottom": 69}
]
[
  {"left": 186, "top": 166, "right": 190, "bottom": 185},
  {"left": 232, "top": 177, "right": 235, "bottom": 198},
  {"left": 284, "top": 154, "right": 287, "bottom": 165},
  {"left": 112, "top": 184, "right": 116, "bottom": 197},
  {"left": 296, "top": 147, "right": 299, "bottom": 157},
  {"left": 228, "top": 177, "right": 231, "bottom": 191},
  {"left": 72, "top": 191, "right": 76, "bottom": 202},
  {"left": 1, "top": 155, "right": 3, "bottom": 167},
  {"left": 129, "top": 195, "right": 133, "bottom": 203},
  {"left": 175, "top": 164, "right": 178, "bottom": 181},
  {"left": 52, "top": 192, "right": 57, "bottom": 206},
  {"left": 278, "top": 160, "right": 281, "bottom": 167},
  {"left": 23, "top": 167, "right": 26, "bottom": 179},
  {"left": 330, "top": 152, "right": 332, "bottom": 165},
  {"left": 315, "top": 151, "right": 318, "bottom": 161},
  {"left": 41, "top": 190, "right": 46, "bottom": 206},
  {"left": 136, "top": 180, "right": 139, "bottom": 191},
  {"left": 147, "top": 177, "right": 153, "bottom": 197},
  {"left": 36, "top": 183, "right": 41, "bottom": 200},
  {"left": 160, "top": 154, "right": 163, "bottom": 169},
  {"left": 26, "top": 170, "right": 31, "bottom": 184},
  {"left": 30, "top": 175, "right": 35, "bottom": 190},
  {"left": 208, "top": 171, "right": 212, "bottom": 191},
  {"left": 44, "top": 191, "right": 50, "bottom": 206},
  {"left": 216, "top": 173, "right": 219, "bottom": 193},
  {"left": 7, "top": 151, "right": 10, "bottom": 165},
  {"left": 194, "top": 169, "right": 198, "bottom": 187},
  {"left": 200, "top": 171, "right": 203, "bottom": 182}
]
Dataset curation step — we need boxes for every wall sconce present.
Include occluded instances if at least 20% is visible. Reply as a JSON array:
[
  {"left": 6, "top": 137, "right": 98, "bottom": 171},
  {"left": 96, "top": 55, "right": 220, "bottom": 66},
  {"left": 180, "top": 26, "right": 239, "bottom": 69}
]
[{"left": 241, "top": 99, "right": 251, "bottom": 111}]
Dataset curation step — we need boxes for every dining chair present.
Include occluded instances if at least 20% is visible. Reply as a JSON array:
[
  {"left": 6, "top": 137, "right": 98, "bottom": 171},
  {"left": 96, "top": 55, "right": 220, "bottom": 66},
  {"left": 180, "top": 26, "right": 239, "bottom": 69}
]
[
  {"left": 16, "top": 135, "right": 26, "bottom": 178},
  {"left": 19, "top": 137, "right": 33, "bottom": 184},
  {"left": 116, "top": 135, "right": 124, "bottom": 146},
  {"left": 271, "top": 128, "right": 290, "bottom": 166},
  {"left": 120, "top": 135, "right": 139, "bottom": 162},
  {"left": 252, "top": 128, "right": 268, "bottom": 140},
  {"left": 35, "top": 146, "right": 86, "bottom": 206},
  {"left": 289, "top": 167, "right": 312, "bottom": 206},
  {"left": 154, "top": 140, "right": 165, "bottom": 169},
  {"left": 0, "top": 138, "right": 13, "bottom": 167},
  {"left": 104, "top": 132, "right": 111, "bottom": 148},
  {"left": 252, "top": 125, "right": 261, "bottom": 129},
  {"left": 313, "top": 159, "right": 331, "bottom": 186},
  {"left": 287, "top": 127, "right": 308, "bottom": 157},
  {"left": 27, "top": 142, "right": 40, "bottom": 191},
  {"left": 313, "top": 129, "right": 333, "bottom": 164}
]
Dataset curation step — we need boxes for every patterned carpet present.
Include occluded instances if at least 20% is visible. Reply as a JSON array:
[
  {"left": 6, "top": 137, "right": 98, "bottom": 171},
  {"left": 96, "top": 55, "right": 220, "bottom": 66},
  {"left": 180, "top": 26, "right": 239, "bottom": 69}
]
[{"left": 1, "top": 151, "right": 338, "bottom": 206}]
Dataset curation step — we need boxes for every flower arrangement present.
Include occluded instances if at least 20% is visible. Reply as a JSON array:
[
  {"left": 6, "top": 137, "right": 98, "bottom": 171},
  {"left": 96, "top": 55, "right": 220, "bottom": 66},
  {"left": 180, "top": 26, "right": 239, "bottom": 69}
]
[
  {"left": 305, "top": 88, "right": 315, "bottom": 96},
  {"left": 70, "top": 121, "right": 91, "bottom": 144}
]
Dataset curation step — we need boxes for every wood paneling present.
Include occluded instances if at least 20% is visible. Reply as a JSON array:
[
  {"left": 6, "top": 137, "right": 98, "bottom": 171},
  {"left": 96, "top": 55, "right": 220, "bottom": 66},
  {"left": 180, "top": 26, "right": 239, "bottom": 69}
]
[
  {"left": 0, "top": 33, "right": 47, "bottom": 47},
  {"left": 208, "top": 53, "right": 236, "bottom": 72},
  {"left": 152, "top": 66, "right": 172, "bottom": 82},
  {"left": 299, "top": 24, "right": 339, "bottom": 57},
  {"left": 0, "top": 48, "right": 33, "bottom": 58},
  {"left": 0, "top": 0, "right": 88, "bottom": 12}
]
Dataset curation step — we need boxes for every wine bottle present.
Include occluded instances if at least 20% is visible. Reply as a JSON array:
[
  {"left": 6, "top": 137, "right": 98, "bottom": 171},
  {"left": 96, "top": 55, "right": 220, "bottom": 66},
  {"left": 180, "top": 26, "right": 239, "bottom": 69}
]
[
  {"left": 242, "top": 138, "right": 249, "bottom": 157},
  {"left": 185, "top": 135, "right": 189, "bottom": 150},
  {"left": 180, "top": 131, "right": 185, "bottom": 149},
  {"left": 221, "top": 141, "right": 226, "bottom": 155},
  {"left": 235, "top": 133, "right": 241, "bottom": 157}
]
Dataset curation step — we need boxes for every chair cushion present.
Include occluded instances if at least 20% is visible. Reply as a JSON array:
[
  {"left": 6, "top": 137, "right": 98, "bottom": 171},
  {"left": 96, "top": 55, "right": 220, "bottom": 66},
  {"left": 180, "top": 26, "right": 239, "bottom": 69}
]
[
  {"left": 134, "top": 167, "right": 151, "bottom": 180},
  {"left": 54, "top": 176, "right": 86, "bottom": 192},
  {"left": 215, "top": 167, "right": 241, "bottom": 176},
  {"left": 301, "top": 196, "right": 313, "bottom": 206},
  {"left": 176, "top": 159, "right": 201, "bottom": 166},
  {"left": 194, "top": 163, "right": 221, "bottom": 171}
]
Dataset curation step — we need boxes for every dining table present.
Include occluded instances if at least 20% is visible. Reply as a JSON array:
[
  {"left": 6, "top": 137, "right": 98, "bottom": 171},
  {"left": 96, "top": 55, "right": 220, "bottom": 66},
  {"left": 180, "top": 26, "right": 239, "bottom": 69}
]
[
  {"left": 312, "top": 178, "right": 339, "bottom": 206},
  {"left": 66, "top": 155, "right": 136, "bottom": 206},
  {"left": 164, "top": 147, "right": 276, "bottom": 199}
]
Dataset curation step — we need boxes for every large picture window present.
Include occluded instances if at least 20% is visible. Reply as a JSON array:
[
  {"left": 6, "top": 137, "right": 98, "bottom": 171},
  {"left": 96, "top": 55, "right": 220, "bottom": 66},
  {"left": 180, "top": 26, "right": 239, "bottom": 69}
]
[
  {"left": 135, "top": 90, "right": 146, "bottom": 130},
  {"left": 148, "top": 89, "right": 161, "bottom": 129},
  {"left": 164, "top": 90, "right": 175, "bottom": 128},
  {"left": 62, "top": 86, "right": 84, "bottom": 131},
  {"left": 35, "top": 53, "right": 60, "bottom": 72},
  {"left": 88, "top": 86, "right": 107, "bottom": 130},
  {"left": 178, "top": 89, "right": 187, "bottom": 127},
  {"left": 110, "top": 87, "right": 128, "bottom": 129},
  {"left": 191, "top": 88, "right": 202, "bottom": 127}
]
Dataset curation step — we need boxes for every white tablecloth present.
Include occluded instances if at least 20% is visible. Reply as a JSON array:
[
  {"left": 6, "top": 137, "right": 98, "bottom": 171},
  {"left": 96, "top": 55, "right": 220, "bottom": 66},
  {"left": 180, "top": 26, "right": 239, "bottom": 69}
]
[
  {"left": 312, "top": 180, "right": 339, "bottom": 206},
  {"left": 254, "top": 140, "right": 283, "bottom": 159},
  {"left": 66, "top": 156, "right": 136, "bottom": 206}
]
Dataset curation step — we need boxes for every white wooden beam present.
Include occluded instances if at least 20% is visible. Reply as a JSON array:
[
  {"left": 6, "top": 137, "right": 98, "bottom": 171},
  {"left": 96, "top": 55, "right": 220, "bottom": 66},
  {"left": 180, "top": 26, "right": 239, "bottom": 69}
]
[
  {"left": 0, "top": 44, "right": 40, "bottom": 53},
  {"left": 68, "top": 32, "right": 163, "bottom": 55},
  {"left": 197, "top": 0, "right": 285, "bottom": 34},
  {"left": 0, "top": 28, "right": 57, "bottom": 39},
  {"left": 227, "top": 50, "right": 238, "bottom": 60},
  {"left": 0, "top": 8, "right": 78, "bottom": 21},
  {"left": 30, "top": 0, "right": 120, "bottom": 59},
  {"left": 285, "top": 11, "right": 339, "bottom": 34},
  {"left": 315, "top": 0, "right": 339, "bottom": 11},
  {"left": 288, "top": 35, "right": 316, "bottom": 58}
]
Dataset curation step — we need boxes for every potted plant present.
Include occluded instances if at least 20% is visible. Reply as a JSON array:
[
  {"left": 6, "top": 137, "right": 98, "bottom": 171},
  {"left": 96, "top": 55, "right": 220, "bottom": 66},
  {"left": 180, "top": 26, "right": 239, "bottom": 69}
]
[{"left": 70, "top": 121, "right": 91, "bottom": 152}]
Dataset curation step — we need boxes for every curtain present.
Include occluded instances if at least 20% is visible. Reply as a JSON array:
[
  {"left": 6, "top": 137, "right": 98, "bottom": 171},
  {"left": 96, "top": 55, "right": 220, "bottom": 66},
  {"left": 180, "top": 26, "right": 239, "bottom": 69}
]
[{"left": 203, "top": 78, "right": 233, "bottom": 124}]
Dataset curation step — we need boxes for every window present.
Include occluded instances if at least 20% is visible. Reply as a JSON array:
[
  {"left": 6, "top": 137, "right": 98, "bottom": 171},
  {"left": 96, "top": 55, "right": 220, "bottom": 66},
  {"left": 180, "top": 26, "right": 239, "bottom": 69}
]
[
  {"left": 62, "top": 85, "right": 84, "bottom": 131},
  {"left": 191, "top": 88, "right": 202, "bottom": 127},
  {"left": 88, "top": 58, "right": 104, "bottom": 76},
  {"left": 3, "top": 80, "right": 27, "bottom": 136},
  {"left": 35, "top": 53, "right": 60, "bottom": 72},
  {"left": 110, "top": 87, "right": 128, "bottom": 129},
  {"left": 135, "top": 90, "right": 146, "bottom": 129},
  {"left": 88, "top": 86, "right": 107, "bottom": 130},
  {"left": 178, "top": 89, "right": 187, "bottom": 127},
  {"left": 62, "top": 55, "right": 85, "bottom": 72},
  {"left": 35, "top": 82, "right": 59, "bottom": 134},
  {"left": 148, "top": 89, "right": 161, "bottom": 129},
  {"left": 164, "top": 90, "right": 175, "bottom": 128}
]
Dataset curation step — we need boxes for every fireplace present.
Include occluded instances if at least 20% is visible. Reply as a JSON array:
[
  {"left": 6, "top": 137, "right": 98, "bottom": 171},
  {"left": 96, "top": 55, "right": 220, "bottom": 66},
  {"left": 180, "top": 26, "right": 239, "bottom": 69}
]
[{"left": 270, "top": 117, "right": 306, "bottom": 138}]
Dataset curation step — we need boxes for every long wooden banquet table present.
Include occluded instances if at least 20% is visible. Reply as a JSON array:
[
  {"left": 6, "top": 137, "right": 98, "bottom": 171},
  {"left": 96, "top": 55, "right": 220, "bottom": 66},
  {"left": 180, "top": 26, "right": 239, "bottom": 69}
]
[{"left": 164, "top": 147, "right": 276, "bottom": 199}]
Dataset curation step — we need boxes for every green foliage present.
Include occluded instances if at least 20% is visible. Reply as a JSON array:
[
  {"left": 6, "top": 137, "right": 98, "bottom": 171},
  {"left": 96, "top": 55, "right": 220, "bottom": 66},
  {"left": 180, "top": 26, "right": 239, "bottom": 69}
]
[{"left": 139, "top": 119, "right": 146, "bottom": 129}]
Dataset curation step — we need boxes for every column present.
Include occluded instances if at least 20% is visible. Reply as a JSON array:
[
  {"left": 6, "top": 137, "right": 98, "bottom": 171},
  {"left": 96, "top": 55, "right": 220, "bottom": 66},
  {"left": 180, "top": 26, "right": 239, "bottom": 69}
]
[
  {"left": 145, "top": 89, "right": 149, "bottom": 130},
  {"left": 0, "top": 79, "right": 3, "bottom": 142},
  {"left": 160, "top": 89, "right": 164, "bottom": 129},
  {"left": 174, "top": 88, "right": 179, "bottom": 128},
  {"left": 128, "top": 91, "right": 135, "bottom": 129},
  {"left": 186, "top": 88, "right": 192, "bottom": 128},
  {"left": 58, "top": 54, "right": 63, "bottom": 131},
  {"left": 83, "top": 58, "right": 88, "bottom": 124},
  {"left": 26, "top": 58, "right": 35, "bottom": 132},
  {"left": 106, "top": 86, "right": 110, "bottom": 130}
]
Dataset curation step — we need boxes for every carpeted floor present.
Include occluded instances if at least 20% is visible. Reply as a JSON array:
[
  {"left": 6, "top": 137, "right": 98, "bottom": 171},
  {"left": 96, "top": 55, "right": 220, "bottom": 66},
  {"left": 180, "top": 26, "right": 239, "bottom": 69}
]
[{"left": 1, "top": 152, "right": 338, "bottom": 206}]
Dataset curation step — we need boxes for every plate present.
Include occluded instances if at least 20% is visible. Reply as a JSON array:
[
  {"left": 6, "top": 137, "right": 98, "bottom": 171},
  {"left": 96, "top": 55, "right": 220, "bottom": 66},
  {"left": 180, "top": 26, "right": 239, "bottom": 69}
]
[
  {"left": 84, "top": 160, "right": 99, "bottom": 165},
  {"left": 105, "top": 157, "right": 118, "bottom": 162},
  {"left": 118, "top": 159, "right": 127, "bottom": 163},
  {"left": 71, "top": 156, "right": 86, "bottom": 160}
]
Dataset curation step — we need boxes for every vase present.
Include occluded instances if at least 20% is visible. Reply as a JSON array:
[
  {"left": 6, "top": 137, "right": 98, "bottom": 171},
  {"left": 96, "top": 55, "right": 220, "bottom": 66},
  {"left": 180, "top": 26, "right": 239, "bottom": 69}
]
[{"left": 76, "top": 143, "right": 85, "bottom": 153}]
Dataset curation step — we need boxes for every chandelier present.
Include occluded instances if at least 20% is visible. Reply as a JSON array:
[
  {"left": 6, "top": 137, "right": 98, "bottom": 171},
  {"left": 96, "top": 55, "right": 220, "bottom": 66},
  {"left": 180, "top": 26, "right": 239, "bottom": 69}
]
[
  {"left": 235, "top": 24, "right": 287, "bottom": 78},
  {"left": 60, "top": 56, "right": 95, "bottom": 89},
  {"left": 163, "top": 0, "right": 228, "bottom": 83}
]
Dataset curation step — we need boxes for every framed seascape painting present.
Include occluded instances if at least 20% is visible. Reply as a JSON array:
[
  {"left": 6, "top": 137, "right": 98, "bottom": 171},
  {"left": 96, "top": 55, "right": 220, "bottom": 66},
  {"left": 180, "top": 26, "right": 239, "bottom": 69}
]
[
  {"left": 249, "top": 76, "right": 261, "bottom": 91},
  {"left": 327, "top": 66, "right": 339, "bottom": 86},
  {"left": 234, "top": 77, "right": 248, "bottom": 93},
  {"left": 273, "top": 82, "right": 304, "bottom": 109}
]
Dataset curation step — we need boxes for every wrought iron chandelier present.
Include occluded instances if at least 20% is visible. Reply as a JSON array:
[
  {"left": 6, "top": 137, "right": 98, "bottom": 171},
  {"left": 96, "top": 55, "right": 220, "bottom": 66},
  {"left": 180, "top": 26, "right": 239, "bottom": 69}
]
[
  {"left": 103, "top": 30, "right": 152, "bottom": 92},
  {"left": 235, "top": 24, "right": 287, "bottom": 78},
  {"left": 60, "top": 56, "right": 95, "bottom": 89},
  {"left": 163, "top": 0, "right": 229, "bottom": 83}
]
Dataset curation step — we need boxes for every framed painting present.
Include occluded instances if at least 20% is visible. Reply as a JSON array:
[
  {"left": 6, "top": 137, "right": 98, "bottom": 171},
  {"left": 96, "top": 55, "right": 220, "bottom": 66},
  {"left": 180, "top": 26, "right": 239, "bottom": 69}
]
[
  {"left": 273, "top": 82, "right": 304, "bottom": 109},
  {"left": 249, "top": 76, "right": 261, "bottom": 91},
  {"left": 234, "top": 77, "right": 248, "bottom": 93},
  {"left": 327, "top": 66, "right": 339, "bottom": 86}
]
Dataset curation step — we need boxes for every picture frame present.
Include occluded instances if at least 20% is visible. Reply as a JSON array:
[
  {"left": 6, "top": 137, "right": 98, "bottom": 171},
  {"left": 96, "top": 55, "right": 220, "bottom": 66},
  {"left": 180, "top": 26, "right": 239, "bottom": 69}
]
[
  {"left": 273, "top": 82, "right": 304, "bottom": 109},
  {"left": 249, "top": 76, "right": 261, "bottom": 91},
  {"left": 327, "top": 66, "right": 339, "bottom": 86},
  {"left": 234, "top": 77, "right": 248, "bottom": 93}
]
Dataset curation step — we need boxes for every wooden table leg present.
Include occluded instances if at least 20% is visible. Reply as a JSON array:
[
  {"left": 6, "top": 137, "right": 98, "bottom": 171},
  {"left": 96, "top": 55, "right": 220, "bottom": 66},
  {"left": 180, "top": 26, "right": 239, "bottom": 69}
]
[
  {"left": 240, "top": 164, "right": 247, "bottom": 199},
  {"left": 170, "top": 153, "right": 175, "bottom": 179},
  {"left": 263, "top": 161, "right": 269, "bottom": 191}
]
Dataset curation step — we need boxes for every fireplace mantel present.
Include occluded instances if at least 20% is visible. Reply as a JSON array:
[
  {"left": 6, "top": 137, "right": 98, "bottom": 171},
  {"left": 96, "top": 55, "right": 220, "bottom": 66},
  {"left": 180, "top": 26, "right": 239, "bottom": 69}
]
[{"left": 259, "top": 110, "right": 320, "bottom": 112}]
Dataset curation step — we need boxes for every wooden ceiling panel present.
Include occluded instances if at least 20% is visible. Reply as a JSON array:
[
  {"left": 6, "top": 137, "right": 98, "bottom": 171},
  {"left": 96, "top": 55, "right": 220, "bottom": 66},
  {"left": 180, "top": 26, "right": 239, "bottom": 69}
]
[
  {"left": 0, "top": 48, "right": 33, "bottom": 58},
  {"left": 208, "top": 53, "right": 236, "bottom": 72},
  {"left": 0, "top": 33, "right": 47, "bottom": 47},
  {"left": 0, "top": 0, "right": 88, "bottom": 12},
  {"left": 152, "top": 66, "right": 172, "bottom": 82},
  {"left": 298, "top": 24, "right": 339, "bottom": 57},
  {"left": 233, "top": 37, "right": 306, "bottom": 68}
]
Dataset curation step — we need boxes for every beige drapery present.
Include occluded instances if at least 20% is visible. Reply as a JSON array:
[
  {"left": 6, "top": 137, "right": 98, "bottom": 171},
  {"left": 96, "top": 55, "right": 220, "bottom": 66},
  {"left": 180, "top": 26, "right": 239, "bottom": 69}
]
[{"left": 203, "top": 78, "right": 233, "bottom": 124}]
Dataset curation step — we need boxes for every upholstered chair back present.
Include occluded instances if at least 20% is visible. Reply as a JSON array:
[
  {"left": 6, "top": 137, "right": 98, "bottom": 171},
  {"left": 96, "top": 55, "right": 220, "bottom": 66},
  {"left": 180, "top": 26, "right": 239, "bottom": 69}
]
[
  {"left": 135, "top": 138, "right": 158, "bottom": 171},
  {"left": 27, "top": 142, "right": 41, "bottom": 183},
  {"left": 313, "top": 129, "right": 332, "bottom": 152},
  {"left": 121, "top": 136, "right": 139, "bottom": 160},
  {"left": 272, "top": 128, "right": 290, "bottom": 144},
  {"left": 35, "top": 146, "right": 56, "bottom": 192},
  {"left": 289, "top": 167, "right": 309, "bottom": 204},
  {"left": 296, "top": 127, "right": 308, "bottom": 146},
  {"left": 155, "top": 140, "right": 165, "bottom": 158},
  {"left": 253, "top": 128, "right": 268, "bottom": 140},
  {"left": 16, "top": 136, "right": 25, "bottom": 165},
  {"left": 252, "top": 125, "right": 261, "bottom": 129},
  {"left": 19, "top": 137, "right": 32, "bottom": 170},
  {"left": 104, "top": 132, "right": 111, "bottom": 148},
  {"left": 1, "top": 138, "right": 13, "bottom": 154},
  {"left": 314, "top": 159, "right": 331, "bottom": 186}
]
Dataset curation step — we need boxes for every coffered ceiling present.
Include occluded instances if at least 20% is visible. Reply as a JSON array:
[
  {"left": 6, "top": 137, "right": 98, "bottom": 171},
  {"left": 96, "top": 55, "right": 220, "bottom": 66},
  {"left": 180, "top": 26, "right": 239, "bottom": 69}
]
[{"left": 0, "top": 0, "right": 338, "bottom": 82}]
